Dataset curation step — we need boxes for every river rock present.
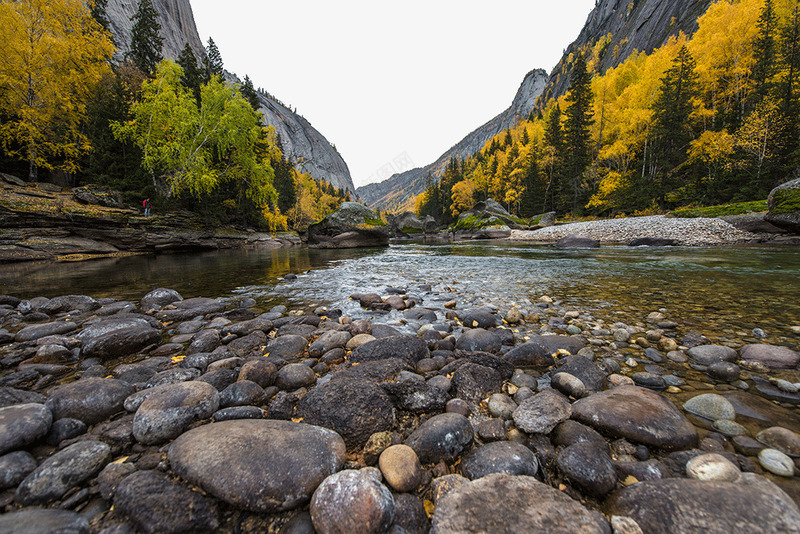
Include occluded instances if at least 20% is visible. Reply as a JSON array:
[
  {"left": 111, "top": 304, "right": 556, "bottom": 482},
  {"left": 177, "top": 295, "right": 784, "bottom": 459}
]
[
  {"left": 114, "top": 469, "right": 219, "bottom": 533},
  {"left": 14, "top": 321, "right": 78, "bottom": 342},
  {"left": 405, "top": 413, "right": 473, "bottom": 464},
  {"left": 430, "top": 474, "right": 608, "bottom": 533},
  {"left": 488, "top": 393, "right": 517, "bottom": 420},
  {"left": 40, "top": 295, "right": 99, "bottom": 314},
  {"left": 350, "top": 335, "right": 429, "bottom": 364},
  {"left": 379, "top": 444, "right": 423, "bottom": 492},
  {"left": 307, "top": 202, "right": 390, "bottom": 248},
  {"left": 226, "top": 330, "right": 267, "bottom": 357},
  {"left": 682, "top": 393, "right": 736, "bottom": 421},
  {"left": 132, "top": 381, "right": 219, "bottom": 444},
  {"left": 740, "top": 344, "right": 800, "bottom": 369},
  {"left": 572, "top": 385, "right": 697, "bottom": 450},
  {"left": 451, "top": 363, "right": 502, "bottom": 403},
  {"left": 766, "top": 176, "right": 800, "bottom": 232},
  {"left": 551, "top": 372, "right": 587, "bottom": 398},
  {"left": 454, "top": 328, "right": 501, "bottom": 353},
  {"left": 503, "top": 342, "right": 554, "bottom": 368},
  {"left": 759, "top": 448, "right": 795, "bottom": 476},
  {"left": 16, "top": 440, "right": 110, "bottom": 504},
  {"left": 628, "top": 237, "right": 677, "bottom": 246},
  {"left": 46, "top": 377, "right": 133, "bottom": 426},
  {"left": 238, "top": 359, "right": 277, "bottom": 387},
  {"left": 512, "top": 388, "right": 571, "bottom": 434},
  {"left": 527, "top": 334, "right": 586, "bottom": 355},
  {"left": 78, "top": 318, "right": 161, "bottom": 360},
  {"left": 686, "top": 453, "right": 741, "bottom": 482},
  {"left": 461, "top": 441, "right": 539, "bottom": 480},
  {"left": 557, "top": 441, "right": 617, "bottom": 497},
  {"left": 458, "top": 309, "right": 497, "bottom": 329},
  {"left": 556, "top": 355, "right": 607, "bottom": 392},
  {"left": 756, "top": 426, "right": 800, "bottom": 456},
  {"left": 297, "top": 377, "right": 395, "bottom": 448},
  {"left": 0, "top": 509, "right": 89, "bottom": 534},
  {"left": 607, "top": 477, "right": 800, "bottom": 533},
  {"left": 169, "top": 419, "right": 345, "bottom": 512},
  {"left": 686, "top": 345, "right": 737, "bottom": 366},
  {"left": 381, "top": 376, "right": 448, "bottom": 413},
  {"left": 308, "top": 330, "right": 351, "bottom": 357},
  {"left": 0, "top": 403, "right": 52, "bottom": 455},
  {"left": 552, "top": 420, "right": 609, "bottom": 450},
  {"left": 46, "top": 417, "right": 87, "bottom": 445},
  {"left": 556, "top": 235, "right": 600, "bottom": 249},
  {"left": 156, "top": 297, "right": 225, "bottom": 321},
  {"left": 266, "top": 334, "right": 308, "bottom": 360},
  {"left": 707, "top": 361, "right": 741, "bottom": 381},
  {"left": 393, "top": 493, "right": 430, "bottom": 534},
  {"left": 723, "top": 391, "right": 800, "bottom": 430},
  {"left": 276, "top": 362, "right": 317, "bottom": 390},
  {"left": 140, "top": 288, "right": 183, "bottom": 309},
  {"left": 0, "top": 451, "right": 37, "bottom": 489},
  {"left": 219, "top": 380, "right": 265, "bottom": 408},
  {"left": 310, "top": 469, "right": 395, "bottom": 534}
]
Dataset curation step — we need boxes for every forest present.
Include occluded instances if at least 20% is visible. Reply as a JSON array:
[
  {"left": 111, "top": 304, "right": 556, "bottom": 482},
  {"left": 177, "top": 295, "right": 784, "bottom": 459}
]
[
  {"left": 415, "top": 0, "right": 800, "bottom": 225},
  {"left": 0, "top": 0, "right": 349, "bottom": 231}
]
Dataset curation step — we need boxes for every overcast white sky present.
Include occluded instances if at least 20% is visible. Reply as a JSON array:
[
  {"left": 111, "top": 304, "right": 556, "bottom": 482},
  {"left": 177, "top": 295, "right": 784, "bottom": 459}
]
[{"left": 190, "top": 1, "right": 597, "bottom": 188}]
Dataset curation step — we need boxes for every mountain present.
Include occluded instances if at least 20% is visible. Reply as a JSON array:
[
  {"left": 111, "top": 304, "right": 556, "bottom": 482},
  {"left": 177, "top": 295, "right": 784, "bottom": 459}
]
[
  {"left": 105, "top": 0, "right": 355, "bottom": 193},
  {"left": 357, "top": 0, "right": 714, "bottom": 211},
  {"left": 539, "top": 0, "right": 713, "bottom": 104},
  {"left": 357, "top": 69, "right": 548, "bottom": 211}
]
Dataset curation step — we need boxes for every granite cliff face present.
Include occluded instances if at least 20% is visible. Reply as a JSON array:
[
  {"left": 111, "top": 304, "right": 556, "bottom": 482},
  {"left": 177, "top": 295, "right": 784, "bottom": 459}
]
[
  {"left": 540, "top": 0, "right": 713, "bottom": 103},
  {"left": 105, "top": 0, "right": 354, "bottom": 193},
  {"left": 358, "top": 0, "right": 714, "bottom": 211},
  {"left": 357, "top": 69, "right": 548, "bottom": 211}
]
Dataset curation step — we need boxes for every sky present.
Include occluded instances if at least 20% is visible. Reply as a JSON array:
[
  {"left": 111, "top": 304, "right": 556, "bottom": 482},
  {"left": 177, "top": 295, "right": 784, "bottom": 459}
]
[{"left": 190, "top": 1, "right": 597, "bottom": 188}]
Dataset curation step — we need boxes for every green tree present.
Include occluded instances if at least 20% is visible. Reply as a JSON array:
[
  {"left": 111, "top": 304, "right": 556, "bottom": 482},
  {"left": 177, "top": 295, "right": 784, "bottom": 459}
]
[
  {"left": 128, "top": 0, "right": 163, "bottom": 75},
  {"left": 112, "top": 61, "right": 276, "bottom": 207},
  {"left": 177, "top": 43, "right": 204, "bottom": 105},
  {"left": 518, "top": 140, "right": 544, "bottom": 217},
  {"left": 752, "top": 0, "right": 778, "bottom": 102},
  {"left": 205, "top": 37, "right": 224, "bottom": 77},
  {"left": 90, "top": 0, "right": 110, "bottom": 33},
  {"left": 563, "top": 52, "right": 595, "bottom": 212},
  {"left": 0, "top": 0, "right": 114, "bottom": 180},
  {"left": 542, "top": 103, "right": 564, "bottom": 212},
  {"left": 650, "top": 45, "right": 699, "bottom": 206},
  {"left": 240, "top": 75, "right": 260, "bottom": 111}
]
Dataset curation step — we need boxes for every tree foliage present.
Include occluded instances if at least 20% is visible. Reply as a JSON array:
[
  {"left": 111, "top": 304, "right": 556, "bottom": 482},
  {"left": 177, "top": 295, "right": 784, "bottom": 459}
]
[
  {"left": 128, "top": 0, "right": 163, "bottom": 75},
  {"left": 0, "top": 0, "right": 114, "bottom": 180}
]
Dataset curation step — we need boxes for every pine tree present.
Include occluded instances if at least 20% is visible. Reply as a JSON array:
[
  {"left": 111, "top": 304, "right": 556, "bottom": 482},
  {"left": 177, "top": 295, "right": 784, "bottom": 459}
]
[
  {"left": 240, "top": 75, "right": 260, "bottom": 111},
  {"left": 563, "top": 52, "right": 594, "bottom": 212},
  {"left": 650, "top": 45, "right": 699, "bottom": 207},
  {"left": 90, "top": 0, "right": 110, "bottom": 33},
  {"left": 518, "top": 140, "right": 543, "bottom": 217},
  {"left": 205, "top": 37, "right": 224, "bottom": 78},
  {"left": 543, "top": 104, "right": 564, "bottom": 212},
  {"left": 520, "top": 127, "right": 530, "bottom": 146},
  {"left": 503, "top": 129, "right": 513, "bottom": 147},
  {"left": 177, "top": 43, "right": 203, "bottom": 105},
  {"left": 128, "top": 0, "right": 163, "bottom": 74},
  {"left": 776, "top": 4, "right": 800, "bottom": 179},
  {"left": 752, "top": 0, "right": 778, "bottom": 101}
]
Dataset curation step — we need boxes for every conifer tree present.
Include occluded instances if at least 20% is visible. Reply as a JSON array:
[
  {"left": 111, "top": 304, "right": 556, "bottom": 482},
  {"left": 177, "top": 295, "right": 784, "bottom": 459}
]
[
  {"left": 776, "top": 4, "right": 800, "bottom": 177},
  {"left": 563, "top": 52, "right": 594, "bottom": 212},
  {"left": 519, "top": 140, "right": 543, "bottom": 217},
  {"left": 542, "top": 104, "right": 564, "bottom": 212},
  {"left": 240, "top": 75, "right": 260, "bottom": 111},
  {"left": 177, "top": 43, "right": 204, "bottom": 105},
  {"left": 205, "top": 37, "right": 224, "bottom": 77},
  {"left": 752, "top": 0, "right": 778, "bottom": 101},
  {"left": 650, "top": 45, "right": 698, "bottom": 206},
  {"left": 128, "top": 0, "right": 163, "bottom": 74},
  {"left": 90, "top": 0, "right": 110, "bottom": 33}
]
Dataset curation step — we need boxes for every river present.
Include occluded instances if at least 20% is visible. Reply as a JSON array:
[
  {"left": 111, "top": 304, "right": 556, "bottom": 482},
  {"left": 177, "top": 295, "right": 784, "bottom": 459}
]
[{"left": 1, "top": 241, "right": 799, "bottom": 345}]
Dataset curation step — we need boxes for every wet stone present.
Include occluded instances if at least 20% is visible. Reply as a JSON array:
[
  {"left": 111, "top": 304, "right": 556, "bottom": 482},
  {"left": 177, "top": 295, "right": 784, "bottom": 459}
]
[
  {"left": 219, "top": 380, "right": 266, "bottom": 408},
  {"left": 0, "top": 403, "right": 52, "bottom": 455},
  {"left": 0, "top": 509, "right": 89, "bottom": 534},
  {"left": 756, "top": 426, "right": 800, "bottom": 456},
  {"left": 686, "top": 453, "right": 741, "bottom": 482},
  {"left": 461, "top": 441, "right": 538, "bottom": 480},
  {"left": 0, "top": 451, "right": 37, "bottom": 490},
  {"left": 558, "top": 440, "right": 617, "bottom": 497},
  {"left": 132, "top": 381, "right": 220, "bottom": 445},
  {"left": 759, "top": 448, "right": 796, "bottom": 477},
  {"left": 405, "top": 413, "right": 474, "bottom": 464},
  {"left": 16, "top": 440, "right": 110, "bottom": 505},
  {"left": 46, "top": 417, "right": 87, "bottom": 445},
  {"left": 682, "top": 394, "right": 736, "bottom": 422},
  {"left": 455, "top": 329, "right": 501, "bottom": 353},
  {"left": 379, "top": 444, "right": 423, "bottom": 492},
  {"left": 451, "top": 363, "right": 502, "bottom": 404},
  {"left": 114, "top": 470, "right": 219, "bottom": 534},
  {"left": 686, "top": 345, "right": 737, "bottom": 366},
  {"left": 556, "top": 354, "right": 606, "bottom": 392},
  {"left": 512, "top": 388, "right": 571, "bottom": 435},
  {"left": 310, "top": 469, "right": 395, "bottom": 534},
  {"left": 276, "top": 363, "right": 317, "bottom": 390},
  {"left": 741, "top": 344, "right": 800, "bottom": 370}
]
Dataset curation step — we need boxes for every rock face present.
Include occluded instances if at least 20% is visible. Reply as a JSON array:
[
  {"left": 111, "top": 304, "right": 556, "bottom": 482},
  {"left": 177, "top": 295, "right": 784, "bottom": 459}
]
[
  {"left": 607, "top": 477, "right": 800, "bottom": 533},
  {"left": 306, "top": 202, "right": 389, "bottom": 249},
  {"left": 430, "top": 474, "right": 608, "bottom": 533},
  {"left": 356, "top": 70, "right": 548, "bottom": 211},
  {"left": 766, "top": 177, "right": 800, "bottom": 232},
  {"left": 169, "top": 420, "right": 346, "bottom": 513}
]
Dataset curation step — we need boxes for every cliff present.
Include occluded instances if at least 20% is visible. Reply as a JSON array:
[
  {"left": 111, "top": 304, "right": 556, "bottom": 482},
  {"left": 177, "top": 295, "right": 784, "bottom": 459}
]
[
  {"left": 539, "top": 0, "right": 713, "bottom": 103},
  {"left": 105, "top": 0, "right": 354, "bottom": 193},
  {"left": 357, "top": 69, "right": 548, "bottom": 211}
]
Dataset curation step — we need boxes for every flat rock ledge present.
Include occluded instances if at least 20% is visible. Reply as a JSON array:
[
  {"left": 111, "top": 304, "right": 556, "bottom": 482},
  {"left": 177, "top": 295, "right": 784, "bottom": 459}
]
[{"left": 509, "top": 215, "right": 757, "bottom": 246}]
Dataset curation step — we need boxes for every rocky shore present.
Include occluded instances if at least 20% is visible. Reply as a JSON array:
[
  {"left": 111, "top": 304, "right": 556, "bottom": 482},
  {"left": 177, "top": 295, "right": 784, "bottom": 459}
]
[
  {"left": 508, "top": 215, "right": 765, "bottom": 246},
  {"left": 0, "top": 284, "right": 799, "bottom": 533}
]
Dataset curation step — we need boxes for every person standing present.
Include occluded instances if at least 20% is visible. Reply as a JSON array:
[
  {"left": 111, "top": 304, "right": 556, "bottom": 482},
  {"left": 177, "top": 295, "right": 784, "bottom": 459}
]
[{"left": 144, "top": 198, "right": 151, "bottom": 217}]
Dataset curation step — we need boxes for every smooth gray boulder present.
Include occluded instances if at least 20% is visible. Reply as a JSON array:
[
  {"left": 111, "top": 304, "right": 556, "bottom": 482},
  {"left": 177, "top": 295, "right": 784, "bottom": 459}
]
[
  {"left": 310, "top": 469, "right": 395, "bottom": 534},
  {"left": 405, "top": 413, "right": 473, "bottom": 464},
  {"left": 46, "top": 377, "right": 133, "bottom": 425},
  {"left": 0, "top": 509, "right": 89, "bottom": 534},
  {"left": 169, "top": 419, "right": 346, "bottom": 512},
  {"left": 0, "top": 403, "right": 52, "bottom": 455},
  {"left": 132, "top": 381, "right": 219, "bottom": 444}
]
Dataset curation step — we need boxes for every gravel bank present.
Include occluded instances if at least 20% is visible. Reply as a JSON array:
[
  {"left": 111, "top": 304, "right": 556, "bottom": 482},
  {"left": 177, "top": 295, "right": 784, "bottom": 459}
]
[{"left": 509, "top": 215, "right": 757, "bottom": 246}]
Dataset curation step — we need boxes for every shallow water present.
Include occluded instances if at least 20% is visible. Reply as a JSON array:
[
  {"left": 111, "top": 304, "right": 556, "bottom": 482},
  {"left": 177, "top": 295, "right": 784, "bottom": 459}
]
[{"left": 2, "top": 241, "right": 800, "bottom": 343}]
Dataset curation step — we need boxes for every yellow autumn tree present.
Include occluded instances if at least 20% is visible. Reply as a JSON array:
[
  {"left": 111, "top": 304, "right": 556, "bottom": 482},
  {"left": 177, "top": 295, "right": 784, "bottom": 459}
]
[
  {"left": 451, "top": 179, "right": 477, "bottom": 217},
  {"left": 0, "top": 0, "right": 114, "bottom": 180}
]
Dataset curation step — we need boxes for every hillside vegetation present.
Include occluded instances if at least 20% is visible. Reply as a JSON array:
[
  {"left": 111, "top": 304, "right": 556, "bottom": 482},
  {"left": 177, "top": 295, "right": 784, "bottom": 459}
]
[{"left": 416, "top": 0, "right": 800, "bottom": 226}]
